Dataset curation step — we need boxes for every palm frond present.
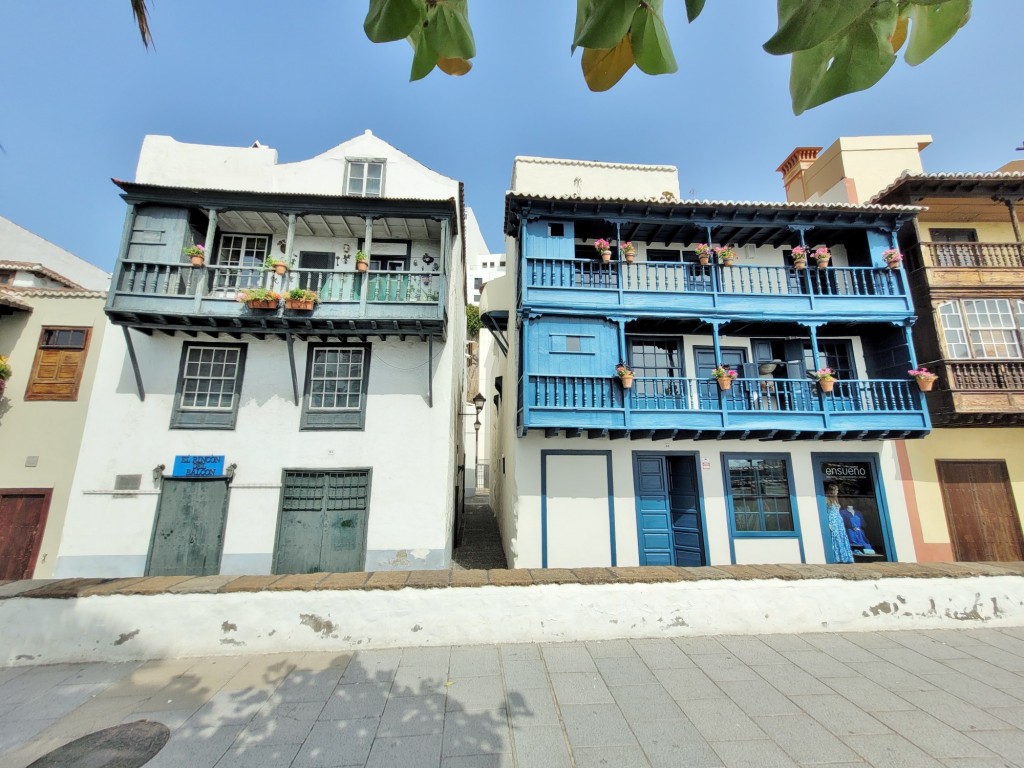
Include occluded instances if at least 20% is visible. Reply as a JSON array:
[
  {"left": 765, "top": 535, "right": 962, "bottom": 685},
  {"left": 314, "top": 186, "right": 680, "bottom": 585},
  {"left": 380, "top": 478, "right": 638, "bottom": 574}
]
[{"left": 131, "top": 0, "right": 154, "bottom": 48}]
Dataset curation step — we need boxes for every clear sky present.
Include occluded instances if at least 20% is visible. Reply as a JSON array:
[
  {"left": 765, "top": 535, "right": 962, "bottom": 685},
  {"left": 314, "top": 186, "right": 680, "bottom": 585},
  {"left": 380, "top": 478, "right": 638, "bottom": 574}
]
[{"left": 2, "top": 1, "right": 1022, "bottom": 271}]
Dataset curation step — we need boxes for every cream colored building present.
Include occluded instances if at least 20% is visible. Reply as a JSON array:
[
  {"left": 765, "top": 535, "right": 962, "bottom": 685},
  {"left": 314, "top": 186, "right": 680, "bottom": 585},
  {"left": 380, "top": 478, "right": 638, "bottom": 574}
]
[{"left": 0, "top": 223, "right": 109, "bottom": 578}]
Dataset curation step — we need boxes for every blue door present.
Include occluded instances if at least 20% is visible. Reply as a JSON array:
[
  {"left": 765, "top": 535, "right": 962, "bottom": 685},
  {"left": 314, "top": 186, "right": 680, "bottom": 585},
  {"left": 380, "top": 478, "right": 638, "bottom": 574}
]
[
  {"left": 694, "top": 347, "right": 748, "bottom": 410},
  {"left": 635, "top": 455, "right": 705, "bottom": 566}
]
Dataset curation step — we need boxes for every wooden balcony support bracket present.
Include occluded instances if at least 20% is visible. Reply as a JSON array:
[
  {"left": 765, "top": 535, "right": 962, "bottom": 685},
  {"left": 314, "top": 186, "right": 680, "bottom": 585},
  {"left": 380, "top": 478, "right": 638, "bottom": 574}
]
[
  {"left": 284, "top": 331, "right": 299, "bottom": 406},
  {"left": 544, "top": 428, "right": 561, "bottom": 439},
  {"left": 587, "top": 429, "right": 608, "bottom": 439},
  {"left": 122, "top": 327, "right": 146, "bottom": 403},
  {"left": 565, "top": 428, "right": 582, "bottom": 439}
]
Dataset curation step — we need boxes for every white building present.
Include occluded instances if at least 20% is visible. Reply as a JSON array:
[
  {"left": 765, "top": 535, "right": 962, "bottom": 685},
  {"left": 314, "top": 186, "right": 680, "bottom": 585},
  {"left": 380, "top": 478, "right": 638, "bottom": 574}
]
[{"left": 54, "top": 131, "right": 469, "bottom": 577}]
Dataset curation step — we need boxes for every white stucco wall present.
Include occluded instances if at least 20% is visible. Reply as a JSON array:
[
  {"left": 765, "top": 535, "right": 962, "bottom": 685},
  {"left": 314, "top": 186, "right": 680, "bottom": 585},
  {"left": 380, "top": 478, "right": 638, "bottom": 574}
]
[
  {"left": 0, "top": 217, "right": 110, "bottom": 290},
  {"left": 511, "top": 157, "right": 680, "bottom": 201}
]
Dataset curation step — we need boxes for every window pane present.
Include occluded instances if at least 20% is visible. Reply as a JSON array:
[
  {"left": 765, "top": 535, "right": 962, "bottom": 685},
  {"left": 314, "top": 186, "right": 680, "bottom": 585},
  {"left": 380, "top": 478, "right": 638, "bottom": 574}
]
[
  {"left": 180, "top": 346, "right": 240, "bottom": 411},
  {"left": 726, "top": 456, "right": 794, "bottom": 534},
  {"left": 308, "top": 347, "right": 364, "bottom": 411}
]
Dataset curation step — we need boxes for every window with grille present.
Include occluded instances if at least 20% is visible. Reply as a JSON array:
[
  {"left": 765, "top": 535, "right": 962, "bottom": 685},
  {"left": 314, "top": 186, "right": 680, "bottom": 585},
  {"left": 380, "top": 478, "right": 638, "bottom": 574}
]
[
  {"left": 302, "top": 344, "right": 371, "bottom": 430},
  {"left": 938, "top": 299, "right": 1024, "bottom": 360},
  {"left": 25, "top": 326, "right": 91, "bottom": 401},
  {"left": 346, "top": 160, "right": 385, "bottom": 197},
  {"left": 171, "top": 343, "right": 247, "bottom": 429},
  {"left": 725, "top": 455, "right": 795, "bottom": 534}
]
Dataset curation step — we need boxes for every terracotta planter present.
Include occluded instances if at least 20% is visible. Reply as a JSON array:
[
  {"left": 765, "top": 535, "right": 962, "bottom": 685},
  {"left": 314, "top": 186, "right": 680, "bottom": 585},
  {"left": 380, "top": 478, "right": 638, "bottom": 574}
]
[
  {"left": 246, "top": 299, "right": 278, "bottom": 310},
  {"left": 793, "top": 260, "right": 806, "bottom": 270},
  {"left": 285, "top": 299, "right": 315, "bottom": 311},
  {"left": 721, "top": 259, "right": 735, "bottom": 267},
  {"left": 619, "top": 373, "right": 634, "bottom": 389},
  {"left": 698, "top": 255, "right": 709, "bottom": 266},
  {"left": 190, "top": 255, "right": 205, "bottom": 267},
  {"left": 624, "top": 252, "right": 635, "bottom": 264},
  {"left": 818, "top": 378, "right": 835, "bottom": 393},
  {"left": 816, "top": 259, "right": 830, "bottom": 269},
  {"left": 356, "top": 261, "right": 369, "bottom": 272},
  {"left": 601, "top": 250, "right": 611, "bottom": 263},
  {"left": 916, "top": 377, "right": 936, "bottom": 392},
  {"left": 887, "top": 262, "right": 901, "bottom": 270},
  {"left": 717, "top": 377, "right": 732, "bottom": 391},
  {"left": 273, "top": 263, "right": 288, "bottom": 276}
]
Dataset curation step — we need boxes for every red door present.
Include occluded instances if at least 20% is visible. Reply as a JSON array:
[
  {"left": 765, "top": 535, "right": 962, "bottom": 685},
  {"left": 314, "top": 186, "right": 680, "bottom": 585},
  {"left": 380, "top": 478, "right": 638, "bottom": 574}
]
[
  {"left": 937, "top": 461, "right": 1024, "bottom": 562},
  {"left": 0, "top": 490, "right": 52, "bottom": 580}
]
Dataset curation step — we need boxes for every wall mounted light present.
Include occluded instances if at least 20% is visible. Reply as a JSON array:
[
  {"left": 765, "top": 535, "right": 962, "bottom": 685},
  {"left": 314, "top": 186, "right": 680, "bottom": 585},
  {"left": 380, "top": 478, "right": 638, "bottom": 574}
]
[{"left": 152, "top": 464, "right": 165, "bottom": 482}]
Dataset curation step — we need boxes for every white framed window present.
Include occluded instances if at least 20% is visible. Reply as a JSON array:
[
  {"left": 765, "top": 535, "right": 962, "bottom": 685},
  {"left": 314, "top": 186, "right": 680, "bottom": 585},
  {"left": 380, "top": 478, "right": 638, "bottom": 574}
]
[
  {"left": 302, "top": 344, "right": 370, "bottom": 430},
  {"left": 346, "top": 160, "right": 385, "bottom": 197},
  {"left": 217, "top": 234, "right": 269, "bottom": 289},
  {"left": 938, "top": 299, "right": 1024, "bottom": 359}
]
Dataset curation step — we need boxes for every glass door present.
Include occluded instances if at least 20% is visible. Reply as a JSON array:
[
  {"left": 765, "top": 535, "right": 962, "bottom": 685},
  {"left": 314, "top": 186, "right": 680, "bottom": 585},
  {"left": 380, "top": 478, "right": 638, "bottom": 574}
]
[{"left": 813, "top": 455, "right": 895, "bottom": 564}]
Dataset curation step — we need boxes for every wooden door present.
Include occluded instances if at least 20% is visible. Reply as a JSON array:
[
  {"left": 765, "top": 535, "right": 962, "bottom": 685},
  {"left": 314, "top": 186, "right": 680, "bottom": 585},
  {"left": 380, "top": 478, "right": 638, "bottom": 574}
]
[
  {"left": 635, "top": 456, "right": 672, "bottom": 565},
  {"left": 668, "top": 457, "right": 705, "bottom": 566},
  {"left": 0, "top": 490, "right": 51, "bottom": 580},
  {"left": 937, "top": 460, "right": 1024, "bottom": 562},
  {"left": 147, "top": 479, "right": 229, "bottom": 576}
]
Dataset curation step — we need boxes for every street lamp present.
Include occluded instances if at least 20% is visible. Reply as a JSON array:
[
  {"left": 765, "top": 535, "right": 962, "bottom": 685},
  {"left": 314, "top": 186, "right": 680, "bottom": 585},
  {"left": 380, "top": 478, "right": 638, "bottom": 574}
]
[{"left": 472, "top": 392, "right": 486, "bottom": 491}]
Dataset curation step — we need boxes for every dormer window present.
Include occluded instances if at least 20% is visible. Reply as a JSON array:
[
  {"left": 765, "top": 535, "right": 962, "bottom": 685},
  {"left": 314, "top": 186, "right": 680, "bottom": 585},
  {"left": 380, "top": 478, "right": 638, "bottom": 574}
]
[
  {"left": 346, "top": 160, "right": 385, "bottom": 197},
  {"left": 0, "top": 269, "right": 13, "bottom": 285}
]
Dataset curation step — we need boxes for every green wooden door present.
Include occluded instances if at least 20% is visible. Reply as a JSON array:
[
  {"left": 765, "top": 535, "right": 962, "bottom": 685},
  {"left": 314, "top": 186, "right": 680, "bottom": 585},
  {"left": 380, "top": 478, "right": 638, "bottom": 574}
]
[
  {"left": 274, "top": 471, "right": 370, "bottom": 574},
  {"left": 147, "top": 478, "right": 229, "bottom": 576}
]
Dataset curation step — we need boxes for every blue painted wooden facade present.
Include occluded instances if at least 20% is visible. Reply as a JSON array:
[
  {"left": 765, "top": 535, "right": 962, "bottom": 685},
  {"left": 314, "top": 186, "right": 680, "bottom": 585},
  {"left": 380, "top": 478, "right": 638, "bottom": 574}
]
[{"left": 506, "top": 196, "right": 931, "bottom": 441}]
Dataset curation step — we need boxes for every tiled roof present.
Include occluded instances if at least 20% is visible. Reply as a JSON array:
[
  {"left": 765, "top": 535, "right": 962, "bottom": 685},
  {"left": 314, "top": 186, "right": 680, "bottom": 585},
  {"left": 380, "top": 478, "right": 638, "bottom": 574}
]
[
  {"left": 513, "top": 156, "right": 678, "bottom": 172},
  {"left": 871, "top": 171, "right": 1024, "bottom": 203},
  {"left": 6, "top": 288, "right": 107, "bottom": 299},
  {"left": 0, "top": 260, "right": 84, "bottom": 289},
  {"left": 0, "top": 290, "right": 32, "bottom": 311},
  {"left": 506, "top": 191, "right": 922, "bottom": 213}
]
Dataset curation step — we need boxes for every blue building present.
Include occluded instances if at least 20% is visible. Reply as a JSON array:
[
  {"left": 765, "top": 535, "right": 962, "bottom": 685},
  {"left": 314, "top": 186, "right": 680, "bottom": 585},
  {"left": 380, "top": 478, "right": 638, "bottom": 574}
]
[{"left": 482, "top": 156, "right": 929, "bottom": 569}]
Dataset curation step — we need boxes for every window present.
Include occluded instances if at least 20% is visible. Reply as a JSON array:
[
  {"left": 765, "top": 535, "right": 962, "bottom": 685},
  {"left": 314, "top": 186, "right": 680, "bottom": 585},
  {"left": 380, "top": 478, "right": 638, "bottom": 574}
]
[
  {"left": 217, "top": 234, "right": 269, "bottom": 289},
  {"left": 646, "top": 249, "right": 683, "bottom": 263},
  {"left": 0, "top": 270, "right": 13, "bottom": 285},
  {"left": 548, "top": 223, "right": 565, "bottom": 237},
  {"left": 302, "top": 344, "right": 371, "bottom": 430},
  {"left": 725, "top": 455, "right": 795, "bottom": 534},
  {"left": 25, "top": 326, "right": 91, "bottom": 401},
  {"left": 346, "top": 160, "right": 384, "bottom": 197},
  {"left": 550, "top": 334, "right": 591, "bottom": 354},
  {"left": 171, "top": 343, "right": 247, "bottom": 429},
  {"left": 938, "top": 299, "right": 1024, "bottom": 359},
  {"left": 473, "top": 277, "right": 483, "bottom": 290}
]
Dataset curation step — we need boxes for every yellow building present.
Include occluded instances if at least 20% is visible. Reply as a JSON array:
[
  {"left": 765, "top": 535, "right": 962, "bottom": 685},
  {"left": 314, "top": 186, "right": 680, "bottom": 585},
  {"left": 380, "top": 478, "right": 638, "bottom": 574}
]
[{"left": 780, "top": 137, "right": 1024, "bottom": 562}]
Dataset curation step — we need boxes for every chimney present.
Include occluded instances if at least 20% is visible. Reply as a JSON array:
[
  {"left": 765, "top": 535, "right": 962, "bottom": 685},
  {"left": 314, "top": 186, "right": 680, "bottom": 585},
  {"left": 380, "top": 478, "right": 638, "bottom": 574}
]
[{"left": 776, "top": 147, "right": 822, "bottom": 203}]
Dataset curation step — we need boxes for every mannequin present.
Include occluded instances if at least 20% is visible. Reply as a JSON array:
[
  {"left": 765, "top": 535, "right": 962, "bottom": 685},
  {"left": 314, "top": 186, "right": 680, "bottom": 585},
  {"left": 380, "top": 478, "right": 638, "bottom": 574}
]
[
  {"left": 840, "top": 505, "right": 875, "bottom": 554},
  {"left": 825, "top": 485, "right": 854, "bottom": 563}
]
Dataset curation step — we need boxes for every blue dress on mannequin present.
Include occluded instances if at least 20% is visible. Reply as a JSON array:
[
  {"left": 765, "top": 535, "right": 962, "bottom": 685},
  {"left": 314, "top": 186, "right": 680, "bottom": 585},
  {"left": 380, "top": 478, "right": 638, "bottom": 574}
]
[
  {"left": 840, "top": 506, "right": 873, "bottom": 551},
  {"left": 827, "top": 495, "right": 854, "bottom": 563}
]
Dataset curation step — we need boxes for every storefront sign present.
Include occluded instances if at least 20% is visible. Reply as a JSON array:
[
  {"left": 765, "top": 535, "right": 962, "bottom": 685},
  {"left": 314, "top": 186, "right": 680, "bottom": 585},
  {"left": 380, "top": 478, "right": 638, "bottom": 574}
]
[{"left": 172, "top": 455, "right": 225, "bottom": 478}]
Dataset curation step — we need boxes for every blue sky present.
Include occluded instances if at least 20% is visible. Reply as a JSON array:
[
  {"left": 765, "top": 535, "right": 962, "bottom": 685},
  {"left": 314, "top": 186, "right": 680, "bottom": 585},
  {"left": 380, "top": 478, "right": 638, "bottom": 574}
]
[{"left": 2, "top": 2, "right": 1022, "bottom": 270}]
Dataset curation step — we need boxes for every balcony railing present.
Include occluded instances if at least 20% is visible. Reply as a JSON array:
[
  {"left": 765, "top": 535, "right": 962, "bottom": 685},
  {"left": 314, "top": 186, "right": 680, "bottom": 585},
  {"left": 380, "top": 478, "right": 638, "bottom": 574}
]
[
  {"left": 523, "top": 375, "right": 929, "bottom": 438},
  {"left": 522, "top": 259, "right": 911, "bottom": 318},
  {"left": 919, "top": 242, "right": 1024, "bottom": 269},
  {"left": 937, "top": 360, "right": 1024, "bottom": 391}
]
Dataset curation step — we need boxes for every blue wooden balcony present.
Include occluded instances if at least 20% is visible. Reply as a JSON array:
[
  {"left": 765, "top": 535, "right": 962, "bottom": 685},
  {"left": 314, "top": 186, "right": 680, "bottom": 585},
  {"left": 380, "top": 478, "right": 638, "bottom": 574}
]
[
  {"left": 106, "top": 261, "right": 446, "bottom": 338},
  {"left": 522, "top": 259, "right": 912, "bottom": 322},
  {"left": 522, "top": 375, "right": 929, "bottom": 440}
]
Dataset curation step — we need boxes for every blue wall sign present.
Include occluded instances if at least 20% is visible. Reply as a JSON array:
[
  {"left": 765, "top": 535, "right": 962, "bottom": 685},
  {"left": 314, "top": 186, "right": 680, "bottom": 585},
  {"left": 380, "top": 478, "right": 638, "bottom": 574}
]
[{"left": 172, "top": 455, "right": 226, "bottom": 478}]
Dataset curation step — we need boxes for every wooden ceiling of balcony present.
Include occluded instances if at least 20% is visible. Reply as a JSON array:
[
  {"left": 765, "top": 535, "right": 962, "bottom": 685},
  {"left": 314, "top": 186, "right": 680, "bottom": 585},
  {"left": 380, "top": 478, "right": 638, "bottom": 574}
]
[
  {"left": 915, "top": 197, "right": 1018, "bottom": 223},
  {"left": 215, "top": 210, "right": 442, "bottom": 240}
]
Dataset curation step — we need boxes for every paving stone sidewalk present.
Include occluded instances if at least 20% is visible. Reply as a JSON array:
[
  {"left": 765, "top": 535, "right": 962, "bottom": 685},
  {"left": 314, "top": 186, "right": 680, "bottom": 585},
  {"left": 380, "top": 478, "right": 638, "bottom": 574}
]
[{"left": 3, "top": 628, "right": 1024, "bottom": 767}]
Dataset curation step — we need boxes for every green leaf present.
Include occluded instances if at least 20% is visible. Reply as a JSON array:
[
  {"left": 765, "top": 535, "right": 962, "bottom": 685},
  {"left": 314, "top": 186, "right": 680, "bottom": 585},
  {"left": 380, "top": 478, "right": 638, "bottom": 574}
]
[
  {"left": 573, "top": 0, "right": 595, "bottom": 53},
  {"left": 574, "top": 0, "right": 636, "bottom": 50},
  {"left": 364, "top": 0, "right": 424, "bottom": 43},
  {"left": 765, "top": 0, "right": 875, "bottom": 54},
  {"left": 408, "top": 24, "right": 438, "bottom": 81},
  {"left": 426, "top": 0, "right": 476, "bottom": 60},
  {"left": 630, "top": 1, "right": 677, "bottom": 76},
  {"left": 581, "top": 34, "right": 635, "bottom": 91},
  {"left": 685, "top": 0, "right": 707, "bottom": 23},
  {"left": 904, "top": 0, "right": 971, "bottom": 65},
  {"left": 789, "top": 1, "right": 899, "bottom": 114}
]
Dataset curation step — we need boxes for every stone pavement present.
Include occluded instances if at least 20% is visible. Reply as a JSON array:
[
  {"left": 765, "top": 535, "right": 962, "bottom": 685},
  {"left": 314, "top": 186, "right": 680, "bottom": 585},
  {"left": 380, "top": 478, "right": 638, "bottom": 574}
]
[{"left": 3, "top": 629, "right": 1024, "bottom": 768}]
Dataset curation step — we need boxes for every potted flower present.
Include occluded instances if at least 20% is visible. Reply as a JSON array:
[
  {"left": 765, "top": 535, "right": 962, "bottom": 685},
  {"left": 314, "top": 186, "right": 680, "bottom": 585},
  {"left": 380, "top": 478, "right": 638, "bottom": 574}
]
[
  {"left": 908, "top": 366, "right": 939, "bottom": 392},
  {"left": 711, "top": 364, "right": 738, "bottom": 390},
  {"left": 616, "top": 361, "right": 635, "bottom": 389},
  {"left": 284, "top": 288, "right": 318, "bottom": 311},
  {"left": 791, "top": 245, "right": 807, "bottom": 270},
  {"left": 264, "top": 255, "right": 289, "bottom": 276},
  {"left": 355, "top": 250, "right": 370, "bottom": 273},
  {"left": 594, "top": 238, "right": 612, "bottom": 263},
  {"left": 694, "top": 243, "right": 713, "bottom": 266},
  {"left": 621, "top": 242, "right": 636, "bottom": 264},
  {"left": 812, "top": 367, "right": 837, "bottom": 393},
  {"left": 883, "top": 248, "right": 903, "bottom": 269},
  {"left": 237, "top": 288, "right": 281, "bottom": 310},
  {"left": 714, "top": 245, "right": 736, "bottom": 266},
  {"left": 0, "top": 355, "right": 11, "bottom": 397},
  {"left": 184, "top": 244, "right": 206, "bottom": 267},
  {"left": 810, "top": 246, "right": 831, "bottom": 269}
]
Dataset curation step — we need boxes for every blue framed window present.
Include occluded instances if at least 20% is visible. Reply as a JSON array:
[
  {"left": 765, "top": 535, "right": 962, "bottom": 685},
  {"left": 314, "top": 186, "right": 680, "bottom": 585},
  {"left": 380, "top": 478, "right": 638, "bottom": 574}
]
[{"left": 724, "top": 454, "right": 796, "bottom": 534}]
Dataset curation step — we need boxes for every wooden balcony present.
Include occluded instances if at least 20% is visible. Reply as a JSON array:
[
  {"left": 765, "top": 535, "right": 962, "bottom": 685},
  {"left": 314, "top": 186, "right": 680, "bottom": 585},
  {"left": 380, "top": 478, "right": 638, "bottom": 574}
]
[
  {"left": 914, "top": 243, "right": 1024, "bottom": 294},
  {"left": 106, "top": 261, "right": 446, "bottom": 338},
  {"left": 920, "top": 242, "right": 1024, "bottom": 269},
  {"left": 522, "top": 260, "right": 913, "bottom": 322},
  {"left": 522, "top": 376, "right": 929, "bottom": 440},
  {"left": 924, "top": 360, "right": 1024, "bottom": 426}
]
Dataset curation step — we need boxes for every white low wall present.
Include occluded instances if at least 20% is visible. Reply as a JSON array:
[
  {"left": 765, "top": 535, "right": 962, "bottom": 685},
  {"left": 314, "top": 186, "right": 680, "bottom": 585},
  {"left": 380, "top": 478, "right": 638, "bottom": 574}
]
[{"left": 3, "top": 576, "right": 1022, "bottom": 666}]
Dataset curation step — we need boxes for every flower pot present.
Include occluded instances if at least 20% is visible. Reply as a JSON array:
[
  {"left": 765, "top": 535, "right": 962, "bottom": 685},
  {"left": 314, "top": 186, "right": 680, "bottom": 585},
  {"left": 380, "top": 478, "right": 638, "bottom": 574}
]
[
  {"left": 793, "top": 260, "right": 806, "bottom": 270},
  {"left": 721, "top": 259, "right": 735, "bottom": 267},
  {"left": 601, "top": 250, "right": 611, "bottom": 263},
  {"left": 619, "top": 373, "right": 634, "bottom": 389},
  {"left": 887, "top": 262, "right": 901, "bottom": 270},
  {"left": 356, "top": 261, "right": 368, "bottom": 272},
  {"left": 246, "top": 299, "right": 278, "bottom": 310},
  {"left": 273, "top": 263, "right": 288, "bottom": 276},
  {"left": 717, "top": 377, "right": 732, "bottom": 391},
  {"left": 916, "top": 378, "right": 936, "bottom": 392},
  {"left": 190, "top": 255, "right": 205, "bottom": 267},
  {"left": 698, "top": 255, "right": 709, "bottom": 266},
  {"left": 285, "top": 299, "right": 315, "bottom": 311},
  {"left": 816, "top": 259, "right": 830, "bottom": 269},
  {"left": 818, "top": 378, "right": 835, "bottom": 393},
  {"left": 624, "top": 253, "right": 635, "bottom": 264}
]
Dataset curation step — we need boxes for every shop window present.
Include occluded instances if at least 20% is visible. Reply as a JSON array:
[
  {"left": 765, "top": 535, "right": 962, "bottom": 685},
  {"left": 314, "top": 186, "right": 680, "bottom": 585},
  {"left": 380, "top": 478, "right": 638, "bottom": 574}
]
[{"left": 725, "top": 455, "right": 795, "bottom": 534}]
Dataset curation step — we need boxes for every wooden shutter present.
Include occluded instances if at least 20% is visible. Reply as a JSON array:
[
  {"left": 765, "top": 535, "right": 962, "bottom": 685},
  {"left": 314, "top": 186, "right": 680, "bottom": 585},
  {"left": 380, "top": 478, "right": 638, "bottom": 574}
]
[{"left": 25, "top": 328, "right": 90, "bottom": 401}]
